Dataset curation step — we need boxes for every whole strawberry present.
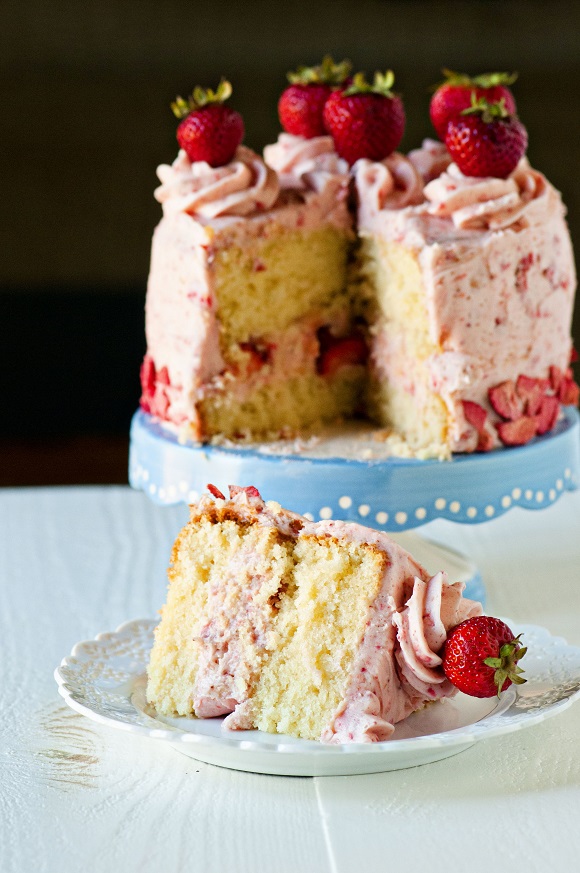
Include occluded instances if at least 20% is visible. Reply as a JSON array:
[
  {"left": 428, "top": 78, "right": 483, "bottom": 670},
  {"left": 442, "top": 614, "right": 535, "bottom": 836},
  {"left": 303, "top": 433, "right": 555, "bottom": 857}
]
[
  {"left": 171, "top": 79, "right": 244, "bottom": 167},
  {"left": 445, "top": 96, "right": 528, "bottom": 179},
  {"left": 442, "top": 615, "right": 527, "bottom": 698},
  {"left": 278, "top": 55, "right": 352, "bottom": 139},
  {"left": 323, "top": 70, "right": 405, "bottom": 166},
  {"left": 430, "top": 69, "right": 517, "bottom": 140}
]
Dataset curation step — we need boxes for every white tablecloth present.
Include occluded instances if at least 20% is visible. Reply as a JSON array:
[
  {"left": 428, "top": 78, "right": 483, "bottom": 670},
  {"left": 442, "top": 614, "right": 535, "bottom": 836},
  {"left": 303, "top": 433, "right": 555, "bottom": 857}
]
[{"left": 2, "top": 485, "right": 580, "bottom": 872}]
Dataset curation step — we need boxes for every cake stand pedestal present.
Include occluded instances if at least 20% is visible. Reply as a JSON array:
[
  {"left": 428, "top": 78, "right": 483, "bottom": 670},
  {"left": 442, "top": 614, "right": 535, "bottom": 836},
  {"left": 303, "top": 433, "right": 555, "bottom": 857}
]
[{"left": 129, "top": 407, "right": 580, "bottom": 604}]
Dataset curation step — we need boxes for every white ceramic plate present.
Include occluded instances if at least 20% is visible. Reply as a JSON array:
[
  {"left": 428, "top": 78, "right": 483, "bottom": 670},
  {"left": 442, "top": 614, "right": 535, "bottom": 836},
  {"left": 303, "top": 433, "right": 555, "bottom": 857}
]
[{"left": 55, "top": 618, "right": 580, "bottom": 777}]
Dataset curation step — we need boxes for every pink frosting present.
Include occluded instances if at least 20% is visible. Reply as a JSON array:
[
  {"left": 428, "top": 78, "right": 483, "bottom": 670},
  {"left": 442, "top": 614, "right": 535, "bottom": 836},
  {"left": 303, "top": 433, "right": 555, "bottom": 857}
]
[
  {"left": 355, "top": 152, "right": 425, "bottom": 216},
  {"left": 407, "top": 138, "right": 452, "bottom": 183},
  {"left": 155, "top": 146, "right": 279, "bottom": 219},
  {"left": 263, "top": 133, "right": 349, "bottom": 194},
  {"left": 424, "top": 158, "right": 549, "bottom": 230}
]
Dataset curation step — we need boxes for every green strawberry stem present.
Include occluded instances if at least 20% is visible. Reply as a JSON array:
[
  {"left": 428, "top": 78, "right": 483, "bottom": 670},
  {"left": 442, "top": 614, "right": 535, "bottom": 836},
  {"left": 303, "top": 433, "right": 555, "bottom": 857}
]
[
  {"left": 342, "top": 70, "right": 396, "bottom": 98},
  {"left": 287, "top": 55, "right": 352, "bottom": 86},
  {"left": 171, "top": 78, "right": 233, "bottom": 119},
  {"left": 483, "top": 634, "right": 527, "bottom": 697},
  {"left": 460, "top": 93, "right": 511, "bottom": 122},
  {"left": 439, "top": 68, "right": 518, "bottom": 89}
]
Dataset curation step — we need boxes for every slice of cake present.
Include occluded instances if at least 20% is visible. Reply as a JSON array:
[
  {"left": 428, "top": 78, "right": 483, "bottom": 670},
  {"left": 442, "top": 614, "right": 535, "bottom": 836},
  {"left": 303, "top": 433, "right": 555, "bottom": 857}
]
[{"left": 146, "top": 485, "right": 482, "bottom": 743}]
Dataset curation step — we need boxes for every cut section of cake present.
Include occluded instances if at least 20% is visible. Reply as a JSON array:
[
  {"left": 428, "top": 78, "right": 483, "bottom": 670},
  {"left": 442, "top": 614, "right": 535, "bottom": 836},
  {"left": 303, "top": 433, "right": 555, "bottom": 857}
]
[
  {"left": 355, "top": 144, "right": 577, "bottom": 457},
  {"left": 141, "top": 138, "right": 364, "bottom": 441},
  {"left": 146, "top": 485, "right": 482, "bottom": 743}
]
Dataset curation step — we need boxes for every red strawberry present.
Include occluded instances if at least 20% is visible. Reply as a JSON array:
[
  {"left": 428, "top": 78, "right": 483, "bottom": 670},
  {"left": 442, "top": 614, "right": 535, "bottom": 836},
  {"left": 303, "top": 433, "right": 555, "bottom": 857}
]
[
  {"left": 278, "top": 56, "right": 351, "bottom": 139},
  {"left": 515, "top": 374, "right": 549, "bottom": 416},
  {"left": 172, "top": 79, "right": 244, "bottom": 167},
  {"left": 323, "top": 70, "right": 405, "bottom": 166},
  {"left": 442, "top": 615, "right": 526, "bottom": 698},
  {"left": 488, "top": 380, "right": 523, "bottom": 421},
  {"left": 316, "top": 327, "right": 368, "bottom": 376},
  {"left": 461, "top": 399, "right": 487, "bottom": 432},
  {"left": 445, "top": 97, "right": 528, "bottom": 179},
  {"left": 207, "top": 484, "right": 226, "bottom": 500},
  {"left": 496, "top": 416, "right": 538, "bottom": 446},
  {"left": 430, "top": 69, "right": 517, "bottom": 140},
  {"left": 535, "top": 395, "right": 560, "bottom": 435},
  {"left": 559, "top": 377, "right": 580, "bottom": 406}
]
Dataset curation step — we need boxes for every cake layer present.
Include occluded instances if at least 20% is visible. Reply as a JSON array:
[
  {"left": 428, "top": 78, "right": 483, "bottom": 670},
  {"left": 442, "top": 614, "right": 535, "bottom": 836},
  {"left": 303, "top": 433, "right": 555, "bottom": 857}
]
[{"left": 147, "top": 486, "right": 482, "bottom": 743}]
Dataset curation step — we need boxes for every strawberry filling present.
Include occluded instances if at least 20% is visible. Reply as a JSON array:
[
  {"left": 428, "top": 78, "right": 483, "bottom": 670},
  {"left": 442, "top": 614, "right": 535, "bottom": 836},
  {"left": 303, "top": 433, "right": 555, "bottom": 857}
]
[{"left": 316, "top": 327, "right": 368, "bottom": 377}]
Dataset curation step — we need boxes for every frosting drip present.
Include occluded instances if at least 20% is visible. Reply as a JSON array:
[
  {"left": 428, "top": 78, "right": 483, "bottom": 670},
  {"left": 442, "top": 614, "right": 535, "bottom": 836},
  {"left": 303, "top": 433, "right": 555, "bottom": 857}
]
[
  {"left": 424, "top": 158, "right": 549, "bottom": 230},
  {"left": 154, "top": 145, "right": 280, "bottom": 218}
]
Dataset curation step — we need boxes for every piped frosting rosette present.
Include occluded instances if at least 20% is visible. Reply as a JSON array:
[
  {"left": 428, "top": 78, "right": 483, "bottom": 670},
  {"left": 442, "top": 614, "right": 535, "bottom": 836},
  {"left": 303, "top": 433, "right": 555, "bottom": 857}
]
[
  {"left": 392, "top": 572, "right": 481, "bottom": 703},
  {"left": 154, "top": 145, "right": 280, "bottom": 218},
  {"left": 407, "top": 138, "right": 452, "bottom": 183},
  {"left": 323, "top": 570, "right": 482, "bottom": 743},
  {"left": 424, "top": 158, "right": 550, "bottom": 231},
  {"left": 354, "top": 152, "right": 425, "bottom": 225},
  {"left": 264, "top": 133, "right": 349, "bottom": 199}
]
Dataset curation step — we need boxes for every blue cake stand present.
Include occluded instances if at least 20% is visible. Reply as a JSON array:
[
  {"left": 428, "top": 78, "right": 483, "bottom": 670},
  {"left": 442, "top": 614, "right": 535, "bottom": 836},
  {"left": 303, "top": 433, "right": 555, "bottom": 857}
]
[{"left": 129, "top": 407, "right": 580, "bottom": 605}]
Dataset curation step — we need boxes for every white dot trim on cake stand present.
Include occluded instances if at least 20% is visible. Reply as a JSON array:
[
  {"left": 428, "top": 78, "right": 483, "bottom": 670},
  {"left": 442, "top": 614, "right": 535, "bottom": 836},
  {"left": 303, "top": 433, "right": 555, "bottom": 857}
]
[{"left": 129, "top": 408, "right": 580, "bottom": 532}]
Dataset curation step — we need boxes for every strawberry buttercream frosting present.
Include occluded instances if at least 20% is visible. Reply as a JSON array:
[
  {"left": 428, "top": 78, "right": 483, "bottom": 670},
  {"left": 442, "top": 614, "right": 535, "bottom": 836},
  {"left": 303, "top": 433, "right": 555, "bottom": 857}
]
[
  {"left": 155, "top": 145, "right": 280, "bottom": 219},
  {"left": 264, "top": 132, "right": 349, "bottom": 194}
]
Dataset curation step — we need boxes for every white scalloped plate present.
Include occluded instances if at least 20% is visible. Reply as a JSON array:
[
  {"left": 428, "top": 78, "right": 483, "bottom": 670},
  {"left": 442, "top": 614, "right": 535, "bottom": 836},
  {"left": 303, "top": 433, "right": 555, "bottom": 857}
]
[{"left": 55, "top": 619, "right": 580, "bottom": 776}]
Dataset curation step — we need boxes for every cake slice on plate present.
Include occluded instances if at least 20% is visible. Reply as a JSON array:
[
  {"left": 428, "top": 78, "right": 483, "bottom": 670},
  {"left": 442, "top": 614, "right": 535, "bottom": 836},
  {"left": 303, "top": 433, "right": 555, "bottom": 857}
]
[{"left": 146, "top": 485, "right": 482, "bottom": 743}]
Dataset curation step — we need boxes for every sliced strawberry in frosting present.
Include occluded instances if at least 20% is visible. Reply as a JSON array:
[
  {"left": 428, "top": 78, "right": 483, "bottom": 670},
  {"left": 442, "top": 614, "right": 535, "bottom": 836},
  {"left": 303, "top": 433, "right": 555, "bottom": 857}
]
[
  {"left": 461, "top": 400, "right": 487, "bottom": 432},
  {"left": 228, "top": 485, "right": 261, "bottom": 499},
  {"left": 559, "top": 377, "right": 580, "bottom": 406},
  {"left": 515, "top": 374, "right": 549, "bottom": 416},
  {"left": 207, "top": 484, "right": 226, "bottom": 499},
  {"left": 488, "top": 380, "right": 523, "bottom": 421},
  {"left": 496, "top": 416, "right": 538, "bottom": 446},
  {"left": 534, "top": 395, "right": 560, "bottom": 435}
]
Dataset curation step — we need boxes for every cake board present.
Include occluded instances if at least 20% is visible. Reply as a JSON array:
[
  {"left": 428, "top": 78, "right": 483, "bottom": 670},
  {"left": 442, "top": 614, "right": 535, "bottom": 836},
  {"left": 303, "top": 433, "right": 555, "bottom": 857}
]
[{"left": 129, "top": 407, "right": 580, "bottom": 604}]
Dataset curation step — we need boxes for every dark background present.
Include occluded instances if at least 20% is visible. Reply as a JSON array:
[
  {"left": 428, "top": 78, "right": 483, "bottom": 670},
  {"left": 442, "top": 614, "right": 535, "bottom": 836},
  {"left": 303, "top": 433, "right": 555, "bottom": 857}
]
[{"left": 2, "top": 0, "right": 579, "bottom": 485}]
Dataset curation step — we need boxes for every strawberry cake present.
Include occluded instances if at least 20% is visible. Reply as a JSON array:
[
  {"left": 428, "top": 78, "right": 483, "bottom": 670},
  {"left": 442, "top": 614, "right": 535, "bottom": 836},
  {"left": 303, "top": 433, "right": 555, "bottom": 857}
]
[
  {"left": 146, "top": 485, "right": 482, "bottom": 743},
  {"left": 139, "top": 63, "right": 577, "bottom": 458}
]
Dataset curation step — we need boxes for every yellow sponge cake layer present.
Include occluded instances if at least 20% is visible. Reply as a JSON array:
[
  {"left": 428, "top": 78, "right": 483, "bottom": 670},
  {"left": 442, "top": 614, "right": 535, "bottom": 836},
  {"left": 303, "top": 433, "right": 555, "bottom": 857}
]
[{"left": 214, "top": 225, "right": 351, "bottom": 346}]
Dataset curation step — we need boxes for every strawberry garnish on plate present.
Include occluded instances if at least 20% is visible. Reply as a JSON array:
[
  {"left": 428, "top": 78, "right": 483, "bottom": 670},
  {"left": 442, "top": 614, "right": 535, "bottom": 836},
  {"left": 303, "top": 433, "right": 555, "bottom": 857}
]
[
  {"left": 171, "top": 79, "right": 244, "bottom": 167},
  {"left": 429, "top": 68, "right": 517, "bottom": 140},
  {"left": 322, "top": 70, "right": 405, "bottom": 166},
  {"left": 442, "top": 615, "right": 527, "bottom": 698},
  {"left": 444, "top": 95, "right": 528, "bottom": 179},
  {"left": 278, "top": 55, "right": 352, "bottom": 139}
]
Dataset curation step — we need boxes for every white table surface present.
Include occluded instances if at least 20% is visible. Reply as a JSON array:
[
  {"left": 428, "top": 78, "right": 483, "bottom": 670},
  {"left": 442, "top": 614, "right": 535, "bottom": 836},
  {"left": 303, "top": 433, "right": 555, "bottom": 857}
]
[{"left": 2, "top": 484, "right": 580, "bottom": 873}]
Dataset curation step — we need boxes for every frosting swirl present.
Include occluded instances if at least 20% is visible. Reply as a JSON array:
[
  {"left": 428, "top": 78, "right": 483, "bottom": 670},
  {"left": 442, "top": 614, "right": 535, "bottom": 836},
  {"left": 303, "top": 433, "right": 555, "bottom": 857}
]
[
  {"left": 355, "top": 152, "right": 425, "bottom": 213},
  {"left": 154, "top": 146, "right": 280, "bottom": 218},
  {"left": 263, "top": 133, "right": 349, "bottom": 193},
  {"left": 407, "top": 138, "right": 452, "bottom": 183},
  {"left": 424, "top": 158, "right": 548, "bottom": 230},
  {"left": 392, "top": 572, "right": 480, "bottom": 699}
]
